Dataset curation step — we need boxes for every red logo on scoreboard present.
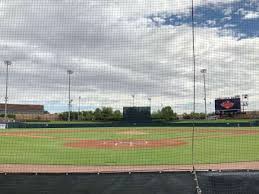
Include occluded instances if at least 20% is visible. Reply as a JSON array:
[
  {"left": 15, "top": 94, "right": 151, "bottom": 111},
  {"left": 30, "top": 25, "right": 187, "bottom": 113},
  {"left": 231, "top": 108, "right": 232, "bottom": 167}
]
[{"left": 221, "top": 101, "right": 234, "bottom": 109}]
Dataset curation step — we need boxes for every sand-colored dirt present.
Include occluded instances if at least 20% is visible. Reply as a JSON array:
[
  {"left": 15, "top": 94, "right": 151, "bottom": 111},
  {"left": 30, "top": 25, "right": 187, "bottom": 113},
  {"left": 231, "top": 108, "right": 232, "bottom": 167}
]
[
  {"left": 1, "top": 162, "right": 259, "bottom": 173},
  {"left": 64, "top": 139, "right": 186, "bottom": 149}
]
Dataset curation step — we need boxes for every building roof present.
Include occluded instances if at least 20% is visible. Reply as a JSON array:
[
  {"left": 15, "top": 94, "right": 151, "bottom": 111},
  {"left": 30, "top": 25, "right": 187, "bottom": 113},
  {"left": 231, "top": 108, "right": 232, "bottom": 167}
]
[{"left": 0, "top": 104, "right": 44, "bottom": 112}]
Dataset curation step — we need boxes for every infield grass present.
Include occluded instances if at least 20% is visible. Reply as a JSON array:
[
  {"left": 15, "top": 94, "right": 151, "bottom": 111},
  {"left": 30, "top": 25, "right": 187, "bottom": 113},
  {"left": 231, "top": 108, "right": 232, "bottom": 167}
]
[{"left": 0, "top": 127, "right": 259, "bottom": 166}]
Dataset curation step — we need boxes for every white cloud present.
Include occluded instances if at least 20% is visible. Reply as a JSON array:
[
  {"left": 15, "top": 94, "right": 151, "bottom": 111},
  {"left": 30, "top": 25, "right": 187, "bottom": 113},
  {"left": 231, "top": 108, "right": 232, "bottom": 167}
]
[
  {"left": 0, "top": 0, "right": 258, "bottom": 113},
  {"left": 243, "top": 11, "right": 259, "bottom": 20}
]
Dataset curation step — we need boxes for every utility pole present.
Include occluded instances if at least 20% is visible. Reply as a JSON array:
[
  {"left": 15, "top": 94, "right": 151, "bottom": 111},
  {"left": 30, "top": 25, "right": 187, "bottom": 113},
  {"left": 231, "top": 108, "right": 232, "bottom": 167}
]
[
  {"left": 148, "top": 97, "right": 151, "bottom": 111},
  {"left": 201, "top": 69, "right": 207, "bottom": 119},
  {"left": 78, "top": 96, "right": 81, "bottom": 121},
  {"left": 67, "top": 70, "right": 73, "bottom": 122},
  {"left": 4, "top": 60, "right": 12, "bottom": 122},
  {"left": 132, "top": 95, "right": 135, "bottom": 107}
]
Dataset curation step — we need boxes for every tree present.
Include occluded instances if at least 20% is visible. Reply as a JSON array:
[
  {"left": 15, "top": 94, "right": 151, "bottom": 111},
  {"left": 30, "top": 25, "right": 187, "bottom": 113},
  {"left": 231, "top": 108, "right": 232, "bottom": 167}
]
[
  {"left": 58, "top": 107, "right": 123, "bottom": 121},
  {"left": 101, "top": 107, "right": 113, "bottom": 120},
  {"left": 58, "top": 112, "right": 68, "bottom": 120},
  {"left": 160, "top": 106, "right": 177, "bottom": 121},
  {"left": 113, "top": 110, "right": 122, "bottom": 121},
  {"left": 82, "top": 111, "right": 94, "bottom": 121},
  {"left": 151, "top": 110, "right": 162, "bottom": 120},
  {"left": 94, "top": 108, "right": 102, "bottom": 120},
  {"left": 182, "top": 112, "right": 206, "bottom": 120},
  {"left": 183, "top": 113, "right": 191, "bottom": 120}
]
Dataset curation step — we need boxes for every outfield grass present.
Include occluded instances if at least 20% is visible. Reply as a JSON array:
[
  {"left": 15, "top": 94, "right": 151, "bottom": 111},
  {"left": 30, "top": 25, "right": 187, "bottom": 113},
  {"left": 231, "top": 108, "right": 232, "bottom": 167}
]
[{"left": 0, "top": 127, "right": 259, "bottom": 166}]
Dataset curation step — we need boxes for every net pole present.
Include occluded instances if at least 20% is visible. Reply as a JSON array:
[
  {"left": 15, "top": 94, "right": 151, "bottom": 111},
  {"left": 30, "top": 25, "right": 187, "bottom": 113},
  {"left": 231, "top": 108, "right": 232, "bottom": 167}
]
[
  {"left": 4, "top": 60, "right": 11, "bottom": 122},
  {"left": 191, "top": 0, "right": 202, "bottom": 193},
  {"left": 191, "top": 0, "right": 197, "bottom": 170}
]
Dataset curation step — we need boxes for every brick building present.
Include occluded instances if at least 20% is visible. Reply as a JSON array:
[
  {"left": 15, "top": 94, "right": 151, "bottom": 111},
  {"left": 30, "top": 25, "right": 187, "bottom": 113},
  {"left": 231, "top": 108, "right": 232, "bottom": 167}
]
[{"left": 0, "top": 104, "right": 44, "bottom": 115}]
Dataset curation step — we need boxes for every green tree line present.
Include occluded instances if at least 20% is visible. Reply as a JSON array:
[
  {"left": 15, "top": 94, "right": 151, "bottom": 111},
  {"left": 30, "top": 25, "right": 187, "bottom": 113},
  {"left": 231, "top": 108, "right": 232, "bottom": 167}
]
[
  {"left": 151, "top": 106, "right": 178, "bottom": 121},
  {"left": 182, "top": 112, "right": 206, "bottom": 120},
  {"left": 59, "top": 106, "right": 179, "bottom": 121},
  {"left": 59, "top": 107, "right": 123, "bottom": 121},
  {"left": 59, "top": 106, "right": 206, "bottom": 121}
]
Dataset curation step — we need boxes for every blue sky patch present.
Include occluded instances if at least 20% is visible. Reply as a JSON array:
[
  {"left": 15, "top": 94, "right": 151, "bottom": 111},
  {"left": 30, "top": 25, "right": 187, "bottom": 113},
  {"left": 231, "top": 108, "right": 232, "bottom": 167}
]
[{"left": 149, "top": 0, "right": 259, "bottom": 39}]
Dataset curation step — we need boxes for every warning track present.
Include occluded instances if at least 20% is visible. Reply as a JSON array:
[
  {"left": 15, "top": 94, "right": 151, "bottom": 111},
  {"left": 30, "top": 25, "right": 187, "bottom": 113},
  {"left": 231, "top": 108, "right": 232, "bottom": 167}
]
[{"left": 1, "top": 162, "right": 259, "bottom": 173}]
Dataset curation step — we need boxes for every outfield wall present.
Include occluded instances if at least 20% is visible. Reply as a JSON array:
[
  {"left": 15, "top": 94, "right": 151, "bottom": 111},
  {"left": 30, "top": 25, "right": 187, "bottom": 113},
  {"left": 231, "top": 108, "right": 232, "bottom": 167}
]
[{"left": 6, "top": 120, "right": 259, "bottom": 129}]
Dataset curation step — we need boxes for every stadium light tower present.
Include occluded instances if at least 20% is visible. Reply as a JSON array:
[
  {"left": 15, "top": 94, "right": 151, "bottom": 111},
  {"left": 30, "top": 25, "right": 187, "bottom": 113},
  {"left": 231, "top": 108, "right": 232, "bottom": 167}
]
[
  {"left": 78, "top": 96, "right": 81, "bottom": 121},
  {"left": 200, "top": 68, "right": 207, "bottom": 119},
  {"left": 4, "top": 60, "right": 12, "bottom": 122},
  {"left": 242, "top": 94, "right": 248, "bottom": 112},
  {"left": 67, "top": 70, "right": 74, "bottom": 122},
  {"left": 148, "top": 97, "right": 151, "bottom": 108},
  {"left": 132, "top": 94, "right": 135, "bottom": 107}
]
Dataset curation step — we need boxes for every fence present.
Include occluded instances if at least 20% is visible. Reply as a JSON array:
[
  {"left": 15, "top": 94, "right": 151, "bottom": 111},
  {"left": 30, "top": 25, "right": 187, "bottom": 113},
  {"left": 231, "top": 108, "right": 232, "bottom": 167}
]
[
  {"left": 0, "top": 0, "right": 259, "bottom": 193},
  {"left": 6, "top": 120, "right": 259, "bottom": 128}
]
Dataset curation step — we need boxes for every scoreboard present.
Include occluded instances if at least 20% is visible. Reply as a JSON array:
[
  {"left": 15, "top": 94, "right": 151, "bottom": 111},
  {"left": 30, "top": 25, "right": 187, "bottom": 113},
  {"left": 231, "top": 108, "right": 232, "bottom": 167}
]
[
  {"left": 123, "top": 107, "right": 151, "bottom": 122},
  {"left": 215, "top": 98, "right": 241, "bottom": 115}
]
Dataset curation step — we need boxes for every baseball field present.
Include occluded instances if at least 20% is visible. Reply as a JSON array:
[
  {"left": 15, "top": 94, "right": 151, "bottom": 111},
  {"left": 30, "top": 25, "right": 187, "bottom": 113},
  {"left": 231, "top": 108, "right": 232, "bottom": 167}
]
[{"left": 0, "top": 126, "right": 259, "bottom": 170}]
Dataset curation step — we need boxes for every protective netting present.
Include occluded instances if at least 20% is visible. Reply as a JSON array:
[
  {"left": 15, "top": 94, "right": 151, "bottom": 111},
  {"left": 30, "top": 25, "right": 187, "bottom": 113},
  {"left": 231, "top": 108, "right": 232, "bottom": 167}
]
[{"left": 0, "top": 0, "right": 259, "bottom": 193}]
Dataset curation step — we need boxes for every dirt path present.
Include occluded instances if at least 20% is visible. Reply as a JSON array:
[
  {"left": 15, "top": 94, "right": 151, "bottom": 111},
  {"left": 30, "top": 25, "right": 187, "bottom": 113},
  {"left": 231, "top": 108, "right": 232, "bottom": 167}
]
[{"left": 1, "top": 162, "right": 259, "bottom": 173}]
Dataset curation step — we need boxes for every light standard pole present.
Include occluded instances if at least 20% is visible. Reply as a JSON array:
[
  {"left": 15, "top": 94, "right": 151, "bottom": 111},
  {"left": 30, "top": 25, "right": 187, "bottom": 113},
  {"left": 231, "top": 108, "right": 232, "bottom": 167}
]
[
  {"left": 67, "top": 70, "right": 73, "bottom": 122},
  {"left": 201, "top": 69, "right": 207, "bottom": 119},
  {"left": 78, "top": 96, "right": 81, "bottom": 121},
  {"left": 4, "top": 61, "right": 12, "bottom": 122},
  {"left": 242, "top": 94, "right": 248, "bottom": 113},
  {"left": 148, "top": 97, "right": 151, "bottom": 106},
  {"left": 132, "top": 95, "right": 135, "bottom": 107},
  {"left": 148, "top": 97, "right": 152, "bottom": 113}
]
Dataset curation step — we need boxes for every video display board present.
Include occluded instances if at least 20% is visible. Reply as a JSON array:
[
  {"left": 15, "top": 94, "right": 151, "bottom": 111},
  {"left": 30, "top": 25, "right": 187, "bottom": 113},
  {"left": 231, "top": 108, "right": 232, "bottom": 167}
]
[{"left": 215, "top": 98, "right": 241, "bottom": 114}]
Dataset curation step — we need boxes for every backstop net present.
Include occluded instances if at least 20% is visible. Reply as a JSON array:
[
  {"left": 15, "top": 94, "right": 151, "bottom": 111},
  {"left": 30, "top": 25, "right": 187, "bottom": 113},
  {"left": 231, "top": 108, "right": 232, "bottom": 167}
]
[{"left": 0, "top": 0, "right": 259, "bottom": 193}]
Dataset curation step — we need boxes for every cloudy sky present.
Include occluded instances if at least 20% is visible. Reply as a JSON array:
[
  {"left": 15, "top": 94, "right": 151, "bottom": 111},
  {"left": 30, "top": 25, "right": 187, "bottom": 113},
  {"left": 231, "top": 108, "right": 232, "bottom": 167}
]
[{"left": 0, "top": 0, "right": 258, "bottom": 113}]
